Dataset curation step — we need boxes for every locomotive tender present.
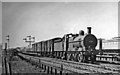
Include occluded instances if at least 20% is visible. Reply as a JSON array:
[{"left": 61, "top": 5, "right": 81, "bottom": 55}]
[{"left": 32, "top": 27, "right": 100, "bottom": 63}]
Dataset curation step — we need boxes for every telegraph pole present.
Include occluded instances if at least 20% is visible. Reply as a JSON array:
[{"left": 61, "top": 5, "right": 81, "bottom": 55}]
[
  {"left": 6, "top": 35, "right": 10, "bottom": 49},
  {"left": 4, "top": 35, "right": 12, "bottom": 75}
]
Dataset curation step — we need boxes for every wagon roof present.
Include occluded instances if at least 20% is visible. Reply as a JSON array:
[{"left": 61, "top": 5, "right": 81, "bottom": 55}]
[{"left": 51, "top": 37, "right": 62, "bottom": 40}]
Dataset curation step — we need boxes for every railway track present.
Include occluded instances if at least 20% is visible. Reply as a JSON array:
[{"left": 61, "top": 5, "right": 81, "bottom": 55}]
[
  {"left": 18, "top": 53, "right": 120, "bottom": 74},
  {"left": 96, "top": 54, "right": 120, "bottom": 65},
  {"left": 39, "top": 57, "right": 120, "bottom": 73},
  {"left": 20, "top": 52, "right": 120, "bottom": 65}
]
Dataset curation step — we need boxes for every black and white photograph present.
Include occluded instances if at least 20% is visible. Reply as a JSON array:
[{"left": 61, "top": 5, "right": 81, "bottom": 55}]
[{"left": 1, "top": 0, "right": 120, "bottom": 75}]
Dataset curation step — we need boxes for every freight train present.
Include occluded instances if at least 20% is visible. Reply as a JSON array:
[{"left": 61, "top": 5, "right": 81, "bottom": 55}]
[{"left": 30, "top": 27, "right": 101, "bottom": 63}]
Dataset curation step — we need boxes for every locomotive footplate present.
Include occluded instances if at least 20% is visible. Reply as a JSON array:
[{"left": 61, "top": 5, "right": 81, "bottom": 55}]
[
  {"left": 83, "top": 50, "right": 99, "bottom": 63},
  {"left": 84, "top": 50, "right": 99, "bottom": 55}
]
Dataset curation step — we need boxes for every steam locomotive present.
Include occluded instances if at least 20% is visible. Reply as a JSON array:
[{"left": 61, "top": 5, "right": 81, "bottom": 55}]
[{"left": 32, "top": 27, "right": 100, "bottom": 63}]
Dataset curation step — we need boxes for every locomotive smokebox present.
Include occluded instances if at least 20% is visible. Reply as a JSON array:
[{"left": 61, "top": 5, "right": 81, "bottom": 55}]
[{"left": 87, "top": 27, "right": 91, "bottom": 34}]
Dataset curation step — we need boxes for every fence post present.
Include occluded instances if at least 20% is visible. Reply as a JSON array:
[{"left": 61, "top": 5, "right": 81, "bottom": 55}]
[
  {"left": 55, "top": 69, "right": 57, "bottom": 75},
  {"left": 4, "top": 57, "right": 8, "bottom": 75},
  {"left": 51, "top": 67, "right": 53, "bottom": 74},
  {"left": 44, "top": 65, "right": 46, "bottom": 72},
  {"left": 4, "top": 43, "right": 8, "bottom": 75},
  {"left": 66, "top": 73, "right": 68, "bottom": 75},
  {"left": 39, "top": 59, "right": 41, "bottom": 68},
  {"left": 8, "top": 62, "right": 12, "bottom": 75},
  {"left": 60, "top": 64, "right": 63, "bottom": 75},
  {"left": 60, "top": 70, "right": 62, "bottom": 75},
  {"left": 42, "top": 64, "right": 43, "bottom": 69},
  {"left": 47, "top": 66, "right": 49, "bottom": 74}
]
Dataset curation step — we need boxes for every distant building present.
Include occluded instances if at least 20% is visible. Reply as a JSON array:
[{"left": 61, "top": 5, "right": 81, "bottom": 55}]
[{"left": 96, "top": 37, "right": 120, "bottom": 49}]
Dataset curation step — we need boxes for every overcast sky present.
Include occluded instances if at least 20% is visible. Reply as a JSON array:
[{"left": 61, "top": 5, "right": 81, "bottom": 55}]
[
  {"left": 2, "top": 2, "right": 118, "bottom": 48},
  {"left": 0, "top": 2, "right": 1, "bottom": 44}
]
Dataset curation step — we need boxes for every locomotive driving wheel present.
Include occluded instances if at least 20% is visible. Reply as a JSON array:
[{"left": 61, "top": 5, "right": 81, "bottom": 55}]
[{"left": 76, "top": 52, "right": 84, "bottom": 62}]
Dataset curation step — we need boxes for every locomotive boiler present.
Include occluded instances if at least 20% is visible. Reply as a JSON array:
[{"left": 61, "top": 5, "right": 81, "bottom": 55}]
[{"left": 32, "top": 27, "right": 99, "bottom": 63}]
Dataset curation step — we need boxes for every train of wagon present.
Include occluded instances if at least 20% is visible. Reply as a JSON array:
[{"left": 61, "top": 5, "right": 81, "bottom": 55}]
[
  {"left": 20, "top": 27, "right": 120, "bottom": 63},
  {"left": 27, "top": 27, "right": 102, "bottom": 63}
]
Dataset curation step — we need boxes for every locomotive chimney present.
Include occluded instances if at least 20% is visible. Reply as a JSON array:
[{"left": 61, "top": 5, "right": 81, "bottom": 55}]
[{"left": 87, "top": 27, "right": 91, "bottom": 34}]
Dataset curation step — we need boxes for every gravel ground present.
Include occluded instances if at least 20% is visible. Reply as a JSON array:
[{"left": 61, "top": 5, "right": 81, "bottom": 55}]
[{"left": 10, "top": 56, "right": 46, "bottom": 74}]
